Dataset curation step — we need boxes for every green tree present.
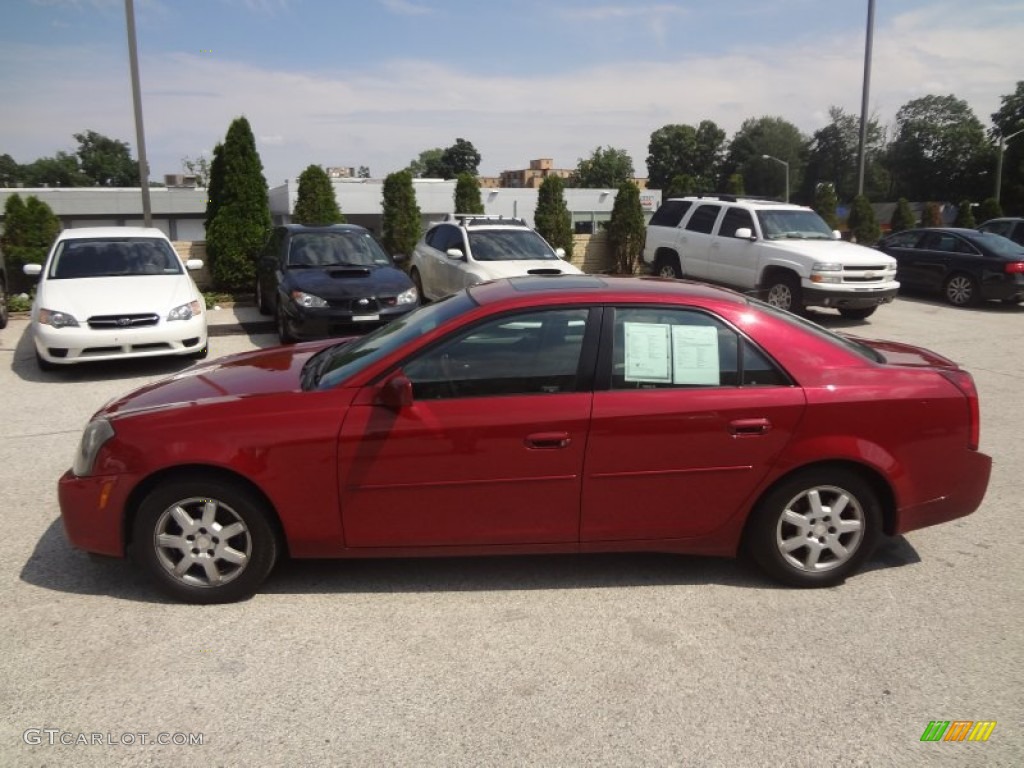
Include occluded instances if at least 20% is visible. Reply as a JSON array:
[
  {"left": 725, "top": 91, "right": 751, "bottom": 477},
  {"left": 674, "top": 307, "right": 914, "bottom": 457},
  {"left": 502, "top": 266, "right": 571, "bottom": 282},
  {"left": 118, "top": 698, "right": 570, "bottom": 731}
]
[
  {"left": 721, "top": 116, "right": 805, "bottom": 199},
  {"left": 22, "top": 152, "right": 88, "bottom": 187},
  {"left": 441, "top": 139, "right": 481, "bottom": 178},
  {"left": 204, "top": 142, "right": 225, "bottom": 233},
  {"left": 381, "top": 170, "right": 421, "bottom": 258},
  {"left": 182, "top": 155, "right": 211, "bottom": 187},
  {"left": 534, "top": 175, "right": 573, "bottom": 259},
  {"left": 886, "top": 95, "right": 993, "bottom": 202},
  {"left": 665, "top": 174, "right": 698, "bottom": 199},
  {"left": 357, "top": 166, "right": 371, "bottom": 179},
  {"left": 453, "top": 173, "right": 484, "bottom": 214},
  {"left": 606, "top": 182, "right": 645, "bottom": 274},
  {"left": 1, "top": 194, "right": 61, "bottom": 291},
  {"left": 646, "top": 120, "right": 725, "bottom": 191},
  {"left": 890, "top": 198, "right": 917, "bottom": 233},
  {"left": 975, "top": 197, "right": 1003, "bottom": 223},
  {"left": 813, "top": 183, "right": 839, "bottom": 230},
  {"left": 802, "top": 106, "right": 887, "bottom": 202},
  {"left": 724, "top": 173, "right": 745, "bottom": 196},
  {"left": 991, "top": 81, "right": 1024, "bottom": 214},
  {"left": 922, "top": 202, "right": 944, "bottom": 227},
  {"left": 74, "top": 130, "right": 139, "bottom": 186},
  {"left": 846, "top": 194, "right": 880, "bottom": 244},
  {"left": 0, "top": 153, "right": 20, "bottom": 186},
  {"left": 952, "top": 200, "right": 976, "bottom": 228},
  {"left": 407, "top": 148, "right": 444, "bottom": 178},
  {"left": 205, "top": 117, "right": 271, "bottom": 290},
  {"left": 292, "top": 164, "right": 345, "bottom": 225},
  {"left": 570, "top": 146, "right": 634, "bottom": 188}
]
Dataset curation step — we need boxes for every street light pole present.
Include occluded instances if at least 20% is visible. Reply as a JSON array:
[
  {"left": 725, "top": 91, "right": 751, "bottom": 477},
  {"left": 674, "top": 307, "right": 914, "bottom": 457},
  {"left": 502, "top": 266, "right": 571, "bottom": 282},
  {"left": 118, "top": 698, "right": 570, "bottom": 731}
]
[
  {"left": 125, "top": 0, "right": 152, "bottom": 227},
  {"left": 995, "top": 127, "right": 1024, "bottom": 205},
  {"left": 856, "top": 0, "right": 875, "bottom": 197},
  {"left": 762, "top": 154, "right": 790, "bottom": 203}
]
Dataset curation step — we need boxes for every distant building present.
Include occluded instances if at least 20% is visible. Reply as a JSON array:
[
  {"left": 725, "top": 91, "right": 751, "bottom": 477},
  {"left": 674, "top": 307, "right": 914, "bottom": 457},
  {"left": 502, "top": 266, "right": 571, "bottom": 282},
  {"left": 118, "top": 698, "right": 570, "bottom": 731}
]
[
  {"left": 326, "top": 166, "right": 355, "bottom": 179},
  {"left": 499, "top": 158, "right": 572, "bottom": 189}
]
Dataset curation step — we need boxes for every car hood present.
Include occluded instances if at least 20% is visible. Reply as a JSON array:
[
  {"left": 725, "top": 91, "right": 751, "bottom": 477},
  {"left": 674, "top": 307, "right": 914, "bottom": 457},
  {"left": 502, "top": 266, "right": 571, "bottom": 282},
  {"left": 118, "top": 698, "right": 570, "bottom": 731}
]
[
  {"left": 284, "top": 265, "right": 412, "bottom": 298},
  {"left": 473, "top": 260, "right": 583, "bottom": 280},
  {"left": 762, "top": 239, "right": 897, "bottom": 266},
  {"left": 99, "top": 340, "right": 341, "bottom": 418},
  {"left": 37, "top": 275, "right": 199, "bottom": 318}
]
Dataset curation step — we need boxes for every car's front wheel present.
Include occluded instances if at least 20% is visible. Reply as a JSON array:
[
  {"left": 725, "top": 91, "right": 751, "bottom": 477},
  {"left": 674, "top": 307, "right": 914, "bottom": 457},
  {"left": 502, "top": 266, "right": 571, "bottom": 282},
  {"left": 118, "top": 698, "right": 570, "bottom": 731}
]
[
  {"left": 764, "top": 273, "right": 802, "bottom": 313},
  {"left": 410, "top": 267, "right": 427, "bottom": 303},
  {"left": 133, "top": 475, "right": 279, "bottom": 604},
  {"left": 944, "top": 273, "right": 979, "bottom": 307},
  {"left": 276, "top": 301, "right": 295, "bottom": 344},
  {"left": 255, "top": 277, "right": 271, "bottom": 316},
  {"left": 745, "top": 467, "right": 881, "bottom": 588},
  {"left": 654, "top": 253, "right": 682, "bottom": 279}
]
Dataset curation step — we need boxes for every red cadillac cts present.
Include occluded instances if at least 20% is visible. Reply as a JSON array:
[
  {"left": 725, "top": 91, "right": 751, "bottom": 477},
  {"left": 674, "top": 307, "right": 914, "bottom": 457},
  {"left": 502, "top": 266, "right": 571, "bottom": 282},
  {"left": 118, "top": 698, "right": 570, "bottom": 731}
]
[{"left": 59, "top": 276, "right": 992, "bottom": 603}]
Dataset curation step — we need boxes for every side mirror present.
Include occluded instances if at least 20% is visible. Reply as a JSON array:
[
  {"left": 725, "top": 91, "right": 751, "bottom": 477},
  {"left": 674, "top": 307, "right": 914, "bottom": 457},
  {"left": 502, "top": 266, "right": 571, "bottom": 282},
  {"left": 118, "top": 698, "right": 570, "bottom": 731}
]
[
  {"left": 23, "top": 263, "right": 42, "bottom": 277},
  {"left": 445, "top": 248, "right": 465, "bottom": 261},
  {"left": 391, "top": 253, "right": 407, "bottom": 264},
  {"left": 734, "top": 228, "right": 755, "bottom": 241},
  {"left": 185, "top": 259, "right": 204, "bottom": 270},
  {"left": 377, "top": 374, "right": 413, "bottom": 410},
  {"left": 554, "top": 247, "right": 567, "bottom": 259},
  {"left": 832, "top": 230, "right": 842, "bottom": 240}
]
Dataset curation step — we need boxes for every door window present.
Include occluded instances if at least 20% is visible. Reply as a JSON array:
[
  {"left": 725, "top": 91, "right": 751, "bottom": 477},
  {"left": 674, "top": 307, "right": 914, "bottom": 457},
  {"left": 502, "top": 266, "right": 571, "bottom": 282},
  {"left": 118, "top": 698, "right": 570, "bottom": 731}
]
[
  {"left": 403, "top": 308, "right": 591, "bottom": 399},
  {"left": 684, "top": 205, "right": 722, "bottom": 235},
  {"left": 718, "top": 208, "right": 755, "bottom": 238}
]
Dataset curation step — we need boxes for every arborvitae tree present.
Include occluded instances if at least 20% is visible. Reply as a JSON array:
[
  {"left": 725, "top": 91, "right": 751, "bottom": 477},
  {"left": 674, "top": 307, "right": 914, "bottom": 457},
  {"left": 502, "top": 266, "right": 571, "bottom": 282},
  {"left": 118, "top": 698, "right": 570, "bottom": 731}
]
[
  {"left": 205, "top": 117, "right": 271, "bottom": 290},
  {"left": 292, "top": 164, "right": 344, "bottom": 225},
  {"left": 890, "top": 197, "right": 917, "bottom": 233},
  {"left": 813, "top": 183, "right": 839, "bottom": 230},
  {"left": 1, "top": 194, "right": 61, "bottom": 292},
  {"left": 922, "top": 202, "right": 944, "bottom": 227},
  {"left": 846, "top": 194, "right": 880, "bottom": 244},
  {"left": 382, "top": 170, "right": 421, "bottom": 258},
  {"left": 975, "top": 197, "right": 1003, "bottom": 224},
  {"left": 607, "top": 182, "right": 645, "bottom": 274},
  {"left": 725, "top": 173, "right": 745, "bottom": 196},
  {"left": 953, "top": 199, "right": 976, "bottom": 228},
  {"left": 204, "top": 141, "right": 225, "bottom": 234},
  {"left": 534, "top": 175, "right": 574, "bottom": 259},
  {"left": 453, "top": 173, "right": 484, "bottom": 214}
]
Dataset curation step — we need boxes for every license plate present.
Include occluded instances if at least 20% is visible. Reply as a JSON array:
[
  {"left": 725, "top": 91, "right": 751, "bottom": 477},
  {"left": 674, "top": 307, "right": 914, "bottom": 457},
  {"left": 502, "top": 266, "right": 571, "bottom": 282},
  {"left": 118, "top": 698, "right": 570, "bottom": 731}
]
[{"left": 352, "top": 314, "right": 379, "bottom": 322}]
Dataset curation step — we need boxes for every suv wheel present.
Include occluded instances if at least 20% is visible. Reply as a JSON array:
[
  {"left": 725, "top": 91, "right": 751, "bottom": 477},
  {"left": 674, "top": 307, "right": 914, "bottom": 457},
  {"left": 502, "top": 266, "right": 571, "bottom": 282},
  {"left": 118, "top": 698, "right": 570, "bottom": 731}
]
[
  {"left": 765, "top": 273, "right": 802, "bottom": 313},
  {"left": 654, "top": 253, "right": 682, "bottom": 279}
]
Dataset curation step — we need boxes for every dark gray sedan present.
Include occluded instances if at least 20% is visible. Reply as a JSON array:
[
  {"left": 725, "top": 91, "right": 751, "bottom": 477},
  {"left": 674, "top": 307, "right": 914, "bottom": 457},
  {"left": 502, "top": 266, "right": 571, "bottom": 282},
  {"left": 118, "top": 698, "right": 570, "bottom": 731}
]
[{"left": 876, "top": 227, "right": 1024, "bottom": 306}]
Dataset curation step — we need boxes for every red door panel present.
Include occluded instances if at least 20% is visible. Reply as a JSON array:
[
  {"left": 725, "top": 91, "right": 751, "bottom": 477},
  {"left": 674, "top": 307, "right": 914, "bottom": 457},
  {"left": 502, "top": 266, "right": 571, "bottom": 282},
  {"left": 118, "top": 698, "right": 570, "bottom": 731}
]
[
  {"left": 581, "top": 387, "right": 805, "bottom": 541},
  {"left": 339, "top": 393, "right": 591, "bottom": 547}
]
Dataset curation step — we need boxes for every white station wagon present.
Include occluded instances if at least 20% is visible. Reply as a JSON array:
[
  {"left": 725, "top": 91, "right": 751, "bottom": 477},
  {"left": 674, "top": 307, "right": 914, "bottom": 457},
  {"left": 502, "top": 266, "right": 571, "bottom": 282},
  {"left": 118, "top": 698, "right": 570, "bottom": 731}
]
[{"left": 24, "top": 227, "right": 208, "bottom": 370}]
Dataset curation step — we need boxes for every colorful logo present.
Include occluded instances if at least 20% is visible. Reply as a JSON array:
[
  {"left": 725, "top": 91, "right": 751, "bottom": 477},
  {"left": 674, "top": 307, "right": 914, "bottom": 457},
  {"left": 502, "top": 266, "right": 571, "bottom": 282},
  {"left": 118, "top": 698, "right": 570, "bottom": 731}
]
[{"left": 920, "top": 721, "right": 996, "bottom": 742}]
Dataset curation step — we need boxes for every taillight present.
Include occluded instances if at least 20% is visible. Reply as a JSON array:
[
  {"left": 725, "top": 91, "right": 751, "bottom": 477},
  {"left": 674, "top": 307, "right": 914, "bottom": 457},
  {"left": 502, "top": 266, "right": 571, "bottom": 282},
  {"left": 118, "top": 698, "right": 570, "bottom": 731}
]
[
  {"left": 1005, "top": 261, "right": 1024, "bottom": 274},
  {"left": 939, "top": 369, "right": 980, "bottom": 450}
]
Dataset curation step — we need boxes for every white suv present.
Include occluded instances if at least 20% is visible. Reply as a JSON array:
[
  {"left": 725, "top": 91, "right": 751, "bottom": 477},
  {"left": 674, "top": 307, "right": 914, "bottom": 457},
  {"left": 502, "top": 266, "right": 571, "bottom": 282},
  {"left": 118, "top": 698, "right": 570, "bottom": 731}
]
[
  {"left": 643, "top": 196, "right": 899, "bottom": 319},
  {"left": 410, "top": 214, "right": 581, "bottom": 301}
]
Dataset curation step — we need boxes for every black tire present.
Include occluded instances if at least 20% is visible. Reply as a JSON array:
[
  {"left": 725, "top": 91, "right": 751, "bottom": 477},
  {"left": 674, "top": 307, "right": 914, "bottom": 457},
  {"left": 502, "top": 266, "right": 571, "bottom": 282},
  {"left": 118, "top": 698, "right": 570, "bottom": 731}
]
[
  {"left": 744, "top": 467, "right": 882, "bottom": 588},
  {"left": 35, "top": 351, "right": 58, "bottom": 372},
  {"left": 276, "top": 300, "right": 295, "bottom": 344},
  {"left": 410, "top": 267, "right": 427, "bottom": 303},
  {"left": 838, "top": 306, "right": 877, "bottom": 320},
  {"left": 764, "top": 272, "right": 802, "bottom": 313},
  {"left": 943, "top": 273, "right": 979, "bottom": 307},
  {"left": 654, "top": 252, "right": 682, "bottom": 279},
  {"left": 0, "top": 280, "right": 8, "bottom": 329},
  {"left": 255, "top": 277, "right": 271, "bottom": 316},
  {"left": 132, "top": 475, "right": 279, "bottom": 604}
]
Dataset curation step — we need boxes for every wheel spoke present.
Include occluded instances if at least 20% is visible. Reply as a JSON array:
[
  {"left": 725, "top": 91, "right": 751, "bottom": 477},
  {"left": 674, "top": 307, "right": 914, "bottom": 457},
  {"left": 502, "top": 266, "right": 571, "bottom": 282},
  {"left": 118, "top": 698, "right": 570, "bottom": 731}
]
[
  {"left": 806, "top": 489, "right": 825, "bottom": 516},
  {"left": 781, "top": 509, "right": 808, "bottom": 530},
  {"left": 200, "top": 500, "right": 218, "bottom": 527},
  {"left": 200, "top": 558, "right": 223, "bottom": 585},
  {"left": 780, "top": 536, "right": 807, "bottom": 554},
  {"left": 173, "top": 553, "right": 196, "bottom": 576},
  {"left": 219, "top": 546, "right": 248, "bottom": 566},
  {"left": 218, "top": 522, "right": 246, "bottom": 540},
  {"left": 170, "top": 505, "right": 195, "bottom": 531},
  {"left": 157, "top": 533, "right": 188, "bottom": 552},
  {"left": 836, "top": 518, "right": 862, "bottom": 534}
]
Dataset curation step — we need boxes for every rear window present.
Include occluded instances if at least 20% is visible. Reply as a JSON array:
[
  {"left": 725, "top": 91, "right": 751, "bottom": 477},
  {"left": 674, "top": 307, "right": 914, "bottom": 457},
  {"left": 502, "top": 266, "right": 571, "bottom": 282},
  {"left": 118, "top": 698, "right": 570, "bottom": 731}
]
[{"left": 649, "top": 200, "right": 693, "bottom": 228}]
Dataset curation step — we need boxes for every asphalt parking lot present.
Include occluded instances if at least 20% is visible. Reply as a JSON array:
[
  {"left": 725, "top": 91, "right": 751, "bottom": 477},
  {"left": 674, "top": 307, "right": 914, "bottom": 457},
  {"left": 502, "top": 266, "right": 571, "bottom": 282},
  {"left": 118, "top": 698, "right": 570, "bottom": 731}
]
[{"left": 1, "top": 296, "right": 1022, "bottom": 767}]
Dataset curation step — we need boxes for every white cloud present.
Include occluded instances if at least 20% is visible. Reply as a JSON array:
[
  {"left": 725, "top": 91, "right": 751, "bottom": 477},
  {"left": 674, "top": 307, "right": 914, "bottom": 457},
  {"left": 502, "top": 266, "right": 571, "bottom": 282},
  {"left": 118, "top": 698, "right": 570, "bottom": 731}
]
[{"left": 377, "top": 0, "right": 433, "bottom": 16}]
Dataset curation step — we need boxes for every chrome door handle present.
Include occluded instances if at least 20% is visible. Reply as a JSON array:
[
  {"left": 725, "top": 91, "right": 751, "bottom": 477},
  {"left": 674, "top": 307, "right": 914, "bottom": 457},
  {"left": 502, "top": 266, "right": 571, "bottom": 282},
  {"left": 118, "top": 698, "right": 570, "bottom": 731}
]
[
  {"left": 525, "top": 432, "right": 572, "bottom": 449},
  {"left": 729, "top": 418, "right": 771, "bottom": 436}
]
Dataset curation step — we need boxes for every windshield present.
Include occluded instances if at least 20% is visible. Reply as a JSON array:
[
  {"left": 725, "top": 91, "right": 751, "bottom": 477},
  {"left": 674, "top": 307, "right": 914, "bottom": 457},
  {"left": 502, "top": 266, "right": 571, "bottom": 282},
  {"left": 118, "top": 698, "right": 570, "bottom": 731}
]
[
  {"left": 313, "top": 291, "right": 477, "bottom": 389},
  {"left": 468, "top": 229, "right": 558, "bottom": 262},
  {"left": 288, "top": 231, "right": 392, "bottom": 268},
  {"left": 757, "top": 210, "right": 834, "bottom": 241},
  {"left": 49, "top": 238, "right": 184, "bottom": 279},
  {"left": 749, "top": 297, "right": 884, "bottom": 363}
]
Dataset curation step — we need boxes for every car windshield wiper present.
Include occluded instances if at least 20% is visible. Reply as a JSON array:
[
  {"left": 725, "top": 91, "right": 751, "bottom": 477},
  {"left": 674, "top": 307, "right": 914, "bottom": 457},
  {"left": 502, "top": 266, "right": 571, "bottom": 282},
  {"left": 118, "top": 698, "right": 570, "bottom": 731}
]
[{"left": 301, "top": 343, "right": 349, "bottom": 389}]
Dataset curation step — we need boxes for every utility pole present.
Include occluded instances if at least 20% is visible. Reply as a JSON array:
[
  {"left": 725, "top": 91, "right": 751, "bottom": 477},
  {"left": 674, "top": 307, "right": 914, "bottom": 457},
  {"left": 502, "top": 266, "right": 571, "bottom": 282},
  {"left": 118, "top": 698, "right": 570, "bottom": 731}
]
[
  {"left": 856, "top": 0, "right": 875, "bottom": 197},
  {"left": 125, "top": 0, "right": 152, "bottom": 226}
]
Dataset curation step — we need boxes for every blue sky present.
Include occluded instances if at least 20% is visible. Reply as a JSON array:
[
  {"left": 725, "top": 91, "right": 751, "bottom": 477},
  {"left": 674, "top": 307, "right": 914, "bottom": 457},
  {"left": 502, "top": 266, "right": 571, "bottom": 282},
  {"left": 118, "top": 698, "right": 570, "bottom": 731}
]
[{"left": 2, "top": 0, "right": 1022, "bottom": 185}]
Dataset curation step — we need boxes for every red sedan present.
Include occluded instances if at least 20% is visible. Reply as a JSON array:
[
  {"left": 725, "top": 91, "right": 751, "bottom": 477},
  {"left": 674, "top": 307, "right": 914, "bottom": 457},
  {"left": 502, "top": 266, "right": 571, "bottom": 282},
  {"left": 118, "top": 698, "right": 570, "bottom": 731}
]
[{"left": 59, "top": 276, "right": 991, "bottom": 603}]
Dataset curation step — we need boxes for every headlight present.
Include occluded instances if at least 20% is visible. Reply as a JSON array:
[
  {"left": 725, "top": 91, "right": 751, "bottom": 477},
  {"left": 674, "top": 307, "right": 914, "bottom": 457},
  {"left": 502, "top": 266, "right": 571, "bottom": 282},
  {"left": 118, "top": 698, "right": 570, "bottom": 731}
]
[
  {"left": 38, "top": 308, "right": 79, "bottom": 328},
  {"left": 291, "top": 291, "right": 328, "bottom": 308},
  {"left": 396, "top": 286, "right": 418, "bottom": 305},
  {"left": 811, "top": 262, "right": 843, "bottom": 284},
  {"left": 168, "top": 300, "right": 203, "bottom": 321},
  {"left": 72, "top": 419, "right": 115, "bottom": 477}
]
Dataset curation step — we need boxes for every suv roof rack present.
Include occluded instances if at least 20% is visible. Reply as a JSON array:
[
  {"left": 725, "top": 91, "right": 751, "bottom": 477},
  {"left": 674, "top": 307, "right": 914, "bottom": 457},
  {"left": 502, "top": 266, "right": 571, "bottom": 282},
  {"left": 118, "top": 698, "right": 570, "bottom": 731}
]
[{"left": 444, "top": 213, "right": 528, "bottom": 228}]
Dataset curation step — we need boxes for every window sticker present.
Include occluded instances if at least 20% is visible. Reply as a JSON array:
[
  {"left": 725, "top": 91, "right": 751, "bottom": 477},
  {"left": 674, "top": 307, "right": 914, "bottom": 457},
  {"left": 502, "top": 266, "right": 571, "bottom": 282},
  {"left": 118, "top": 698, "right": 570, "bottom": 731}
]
[
  {"left": 624, "top": 322, "right": 672, "bottom": 382},
  {"left": 672, "top": 325, "right": 720, "bottom": 385}
]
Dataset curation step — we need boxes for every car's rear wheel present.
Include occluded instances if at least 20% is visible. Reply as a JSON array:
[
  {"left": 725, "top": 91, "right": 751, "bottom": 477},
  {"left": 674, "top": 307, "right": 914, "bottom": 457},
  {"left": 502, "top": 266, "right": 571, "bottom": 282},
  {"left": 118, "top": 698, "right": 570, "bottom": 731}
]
[
  {"left": 745, "top": 467, "right": 881, "bottom": 588},
  {"left": 410, "top": 267, "right": 427, "bottom": 303},
  {"left": 838, "top": 306, "right": 877, "bottom": 320},
  {"left": 654, "top": 253, "right": 682, "bottom": 279},
  {"left": 133, "top": 475, "right": 279, "bottom": 604},
  {"left": 255, "top": 277, "right": 271, "bottom": 316},
  {"left": 944, "top": 273, "right": 979, "bottom": 307},
  {"left": 764, "top": 272, "right": 802, "bottom": 313}
]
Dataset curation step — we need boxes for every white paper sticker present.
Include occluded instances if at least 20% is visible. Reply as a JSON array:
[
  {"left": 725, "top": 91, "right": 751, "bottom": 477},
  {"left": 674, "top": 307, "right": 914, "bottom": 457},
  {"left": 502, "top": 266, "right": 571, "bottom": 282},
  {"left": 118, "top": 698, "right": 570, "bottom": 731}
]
[
  {"left": 624, "top": 322, "right": 671, "bottom": 382},
  {"left": 672, "top": 325, "right": 720, "bottom": 385}
]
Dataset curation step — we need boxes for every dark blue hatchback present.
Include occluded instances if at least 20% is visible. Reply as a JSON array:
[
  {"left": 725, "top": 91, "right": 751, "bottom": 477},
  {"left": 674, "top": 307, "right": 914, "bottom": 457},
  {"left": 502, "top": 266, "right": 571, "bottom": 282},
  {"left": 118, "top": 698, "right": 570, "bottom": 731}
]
[{"left": 255, "top": 224, "right": 419, "bottom": 342}]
